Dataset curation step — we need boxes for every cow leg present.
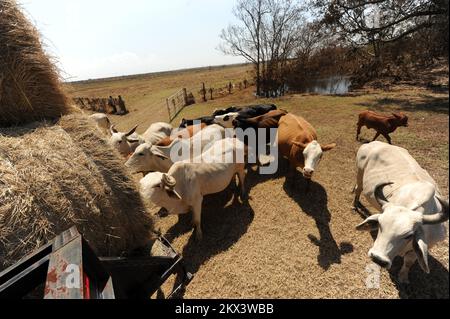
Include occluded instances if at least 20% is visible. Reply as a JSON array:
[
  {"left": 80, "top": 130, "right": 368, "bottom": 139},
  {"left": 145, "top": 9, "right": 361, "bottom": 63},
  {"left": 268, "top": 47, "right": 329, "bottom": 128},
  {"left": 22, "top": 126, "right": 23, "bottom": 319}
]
[
  {"left": 356, "top": 124, "right": 362, "bottom": 141},
  {"left": 192, "top": 198, "right": 203, "bottom": 241},
  {"left": 382, "top": 133, "right": 392, "bottom": 144},
  {"left": 399, "top": 250, "right": 416, "bottom": 284},
  {"left": 372, "top": 132, "right": 380, "bottom": 141},
  {"left": 287, "top": 165, "right": 296, "bottom": 187},
  {"left": 236, "top": 166, "right": 247, "bottom": 201},
  {"left": 352, "top": 168, "right": 364, "bottom": 211}
]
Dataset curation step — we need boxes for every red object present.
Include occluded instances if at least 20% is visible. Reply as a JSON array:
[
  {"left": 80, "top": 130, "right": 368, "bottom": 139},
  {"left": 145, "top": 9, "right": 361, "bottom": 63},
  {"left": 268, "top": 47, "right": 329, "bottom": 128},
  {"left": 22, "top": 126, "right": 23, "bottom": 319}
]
[{"left": 83, "top": 272, "right": 91, "bottom": 299}]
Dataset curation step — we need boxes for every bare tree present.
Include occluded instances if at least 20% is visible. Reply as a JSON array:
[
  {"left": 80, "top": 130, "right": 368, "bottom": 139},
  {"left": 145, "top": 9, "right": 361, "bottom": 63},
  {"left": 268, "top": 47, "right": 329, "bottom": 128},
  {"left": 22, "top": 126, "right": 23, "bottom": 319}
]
[
  {"left": 219, "top": 0, "right": 269, "bottom": 95},
  {"left": 219, "top": 0, "right": 305, "bottom": 96},
  {"left": 313, "top": 0, "right": 448, "bottom": 62}
]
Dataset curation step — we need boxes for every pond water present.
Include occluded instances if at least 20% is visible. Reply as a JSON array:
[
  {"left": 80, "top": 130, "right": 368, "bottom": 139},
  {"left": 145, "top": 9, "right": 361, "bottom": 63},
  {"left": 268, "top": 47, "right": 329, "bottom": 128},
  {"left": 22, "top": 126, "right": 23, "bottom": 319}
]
[{"left": 299, "top": 75, "right": 351, "bottom": 95}]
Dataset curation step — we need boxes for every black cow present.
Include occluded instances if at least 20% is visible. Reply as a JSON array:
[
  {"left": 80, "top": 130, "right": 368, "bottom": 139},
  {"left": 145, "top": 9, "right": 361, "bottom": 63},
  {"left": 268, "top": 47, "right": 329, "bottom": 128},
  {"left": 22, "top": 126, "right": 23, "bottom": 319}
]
[{"left": 179, "top": 116, "right": 215, "bottom": 128}]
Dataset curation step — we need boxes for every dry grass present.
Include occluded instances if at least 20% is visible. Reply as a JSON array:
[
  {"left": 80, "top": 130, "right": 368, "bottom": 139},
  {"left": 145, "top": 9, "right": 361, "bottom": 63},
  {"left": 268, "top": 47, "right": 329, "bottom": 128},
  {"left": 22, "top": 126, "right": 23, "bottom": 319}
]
[
  {"left": 0, "top": 114, "right": 153, "bottom": 270},
  {"left": 65, "top": 64, "right": 253, "bottom": 130},
  {"left": 0, "top": 0, "right": 71, "bottom": 127},
  {"left": 69, "top": 64, "right": 448, "bottom": 299}
]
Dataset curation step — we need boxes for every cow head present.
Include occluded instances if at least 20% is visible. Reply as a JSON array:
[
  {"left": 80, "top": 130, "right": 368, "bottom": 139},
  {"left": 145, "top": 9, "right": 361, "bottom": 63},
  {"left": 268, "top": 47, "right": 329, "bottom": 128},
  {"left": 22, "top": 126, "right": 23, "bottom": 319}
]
[
  {"left": 109, "top": 125, "right": 139, "bottom": 156},
  {"left": 125, "top": 143, "right": 170, "bottom": 173},
  {"left": 356, "top": 182, "right": 449, "bottom": 272},
  {"left": 293, "top": 140, "right": 336, "bottom": 179},
  {"left": 214, "top": 112, "right": 239, "bottom": 128},
  {"left": 139, "top": 173, "right": 182, "bottom": 214},
  {"left": 392, "top": 112, "right": 409, "bottom": 127}
]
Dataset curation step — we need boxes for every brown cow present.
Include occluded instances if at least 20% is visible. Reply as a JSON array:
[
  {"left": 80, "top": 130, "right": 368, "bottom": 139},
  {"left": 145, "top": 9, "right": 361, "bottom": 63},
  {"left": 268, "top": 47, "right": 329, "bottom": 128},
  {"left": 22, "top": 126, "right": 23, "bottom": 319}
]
[
  {"left": 356, "top": 110, "right": 408, "bottom": 144},
  {"left": 278, "top": 113, "right": 336, "bottom": 180},
  {"left": 156, "top": 123, "right": 207, "bottom": 146},
  {"left": 233, "top": 109, "right": 288, "bottom": 129}
]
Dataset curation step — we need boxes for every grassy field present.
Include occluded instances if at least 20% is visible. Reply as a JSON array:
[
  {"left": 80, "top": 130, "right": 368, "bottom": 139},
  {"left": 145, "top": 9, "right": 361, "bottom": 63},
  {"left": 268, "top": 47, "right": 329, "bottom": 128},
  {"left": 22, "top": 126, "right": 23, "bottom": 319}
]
[
  {"left": 65, "top": 64, "right": 253, "bottom": 131},
  {"left": 68, "top": 64, "right": 449, "bottom": 299}
]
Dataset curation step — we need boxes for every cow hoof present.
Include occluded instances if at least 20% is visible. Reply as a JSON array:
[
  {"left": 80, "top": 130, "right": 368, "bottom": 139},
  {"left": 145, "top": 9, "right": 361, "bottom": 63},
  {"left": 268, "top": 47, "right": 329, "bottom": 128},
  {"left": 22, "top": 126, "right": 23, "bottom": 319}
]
[{"left": 352, "top": 201, "right": 362, "bottom": 211}]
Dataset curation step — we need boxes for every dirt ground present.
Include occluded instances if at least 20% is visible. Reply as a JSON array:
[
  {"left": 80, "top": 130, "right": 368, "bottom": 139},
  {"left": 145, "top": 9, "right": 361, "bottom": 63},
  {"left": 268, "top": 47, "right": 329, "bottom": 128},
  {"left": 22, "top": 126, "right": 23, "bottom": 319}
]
[{"left": 68, "top": 65, "right": 449, "bottom": 299}]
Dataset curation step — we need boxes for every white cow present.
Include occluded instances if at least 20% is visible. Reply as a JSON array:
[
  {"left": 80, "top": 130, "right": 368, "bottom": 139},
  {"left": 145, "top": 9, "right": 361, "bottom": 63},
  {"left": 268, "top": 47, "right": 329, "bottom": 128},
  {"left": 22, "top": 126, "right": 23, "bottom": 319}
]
[
  {"left": 142, "top": 122, "right": 173, "bottom": 145},
  {"left": 89, "top": 113, "right": 111, "bottom": 135},
  {"left": 109, "top": 125, "right": 143, "bottom": 157},
  {"left": 214, "top": 112, "right": 240, "bottom": 128},
  {"left": 353, "top": 141, "right": 448, "bottom": 283},
  {"left": 139, "top": 137, "right": 247, "bottom": 240},
  {"left": 109, "top": 122, "right": 172, "bottom": 157},
  {"left": 125, "top": 124, "right": 226, "bottom": 173}
]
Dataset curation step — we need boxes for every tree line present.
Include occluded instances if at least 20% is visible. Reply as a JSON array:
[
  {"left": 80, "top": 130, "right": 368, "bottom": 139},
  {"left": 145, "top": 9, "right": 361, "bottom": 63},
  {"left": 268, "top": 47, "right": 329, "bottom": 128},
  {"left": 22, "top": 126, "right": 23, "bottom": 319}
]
[{"left": 219, "top": 0, "right": 449, "bottom": 94}]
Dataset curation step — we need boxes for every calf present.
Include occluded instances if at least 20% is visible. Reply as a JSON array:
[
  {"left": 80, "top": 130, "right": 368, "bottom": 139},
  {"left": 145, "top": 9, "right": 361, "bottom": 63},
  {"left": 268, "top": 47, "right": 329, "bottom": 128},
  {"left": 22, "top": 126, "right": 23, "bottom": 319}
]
[
  {"left": 353, "top": 141, "right": 448, "bottom": 283},
  {"left": 356, "top": 110, "right": 408, "bottom": 144},
  {"left": 278, "top": 113, "right": 336, "bottom": 180},
  {"left": 139, "top": 138, "right": 247, "bottom": 240}
]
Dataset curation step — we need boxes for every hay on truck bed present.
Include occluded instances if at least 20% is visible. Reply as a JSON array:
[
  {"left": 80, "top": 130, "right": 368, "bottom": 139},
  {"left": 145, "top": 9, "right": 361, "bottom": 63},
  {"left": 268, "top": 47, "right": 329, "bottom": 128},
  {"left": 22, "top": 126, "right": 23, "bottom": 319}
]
[
  {"left": 0, "top": 0, "right": 70, "bottom": 126},
  {"left": 0, "top": 0, "right": 154, "bottom": 271},
  {"left": 0, "top": 114, "right": 154, "bottom": 270}
]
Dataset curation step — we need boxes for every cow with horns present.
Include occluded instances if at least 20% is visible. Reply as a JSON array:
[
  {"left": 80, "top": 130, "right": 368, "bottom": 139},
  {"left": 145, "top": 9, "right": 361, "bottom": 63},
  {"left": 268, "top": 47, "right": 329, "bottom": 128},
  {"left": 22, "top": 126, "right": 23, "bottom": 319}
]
[{"left": 353, "top": 141, "right": 449, "bottom": 283}]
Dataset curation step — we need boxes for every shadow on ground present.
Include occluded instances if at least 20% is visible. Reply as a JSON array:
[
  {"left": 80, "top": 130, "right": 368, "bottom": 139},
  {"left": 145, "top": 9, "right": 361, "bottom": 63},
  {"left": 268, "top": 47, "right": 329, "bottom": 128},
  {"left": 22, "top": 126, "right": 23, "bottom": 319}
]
[
  {"left": 277, "top": 159, "right": 353, "bottom": 270},
  {"left": 389, "top": 255, "right": 449, "bottom": 299},
  {"left": 358, "top": 95, "right": 449, "bottom": 115},
  {"left": 162, "top": 183, "right": 254, "bottom": 298}
]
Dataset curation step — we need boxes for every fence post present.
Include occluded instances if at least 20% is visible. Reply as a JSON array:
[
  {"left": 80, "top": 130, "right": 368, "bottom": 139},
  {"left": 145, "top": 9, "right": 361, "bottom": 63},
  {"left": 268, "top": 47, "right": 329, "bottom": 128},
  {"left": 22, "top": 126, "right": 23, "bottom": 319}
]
[
  {"left": 182, "top": 88, "right": 188, "bottom": 106},
  {"left": 166, "top": 98, "right": 171, "bottom": 121},
  {"left": 209, "top": 88, "right": 213, "bottom": 100},
  {"left": 201, "top": 83, "right": 206, "bottom": 102}
]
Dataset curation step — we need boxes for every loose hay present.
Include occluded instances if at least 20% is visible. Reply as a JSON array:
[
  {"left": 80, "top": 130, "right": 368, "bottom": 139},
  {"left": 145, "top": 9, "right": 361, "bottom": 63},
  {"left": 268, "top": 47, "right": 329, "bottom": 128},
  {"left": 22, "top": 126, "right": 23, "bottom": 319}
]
[
  {"left": 0, "top": 0, "right": 70, "bottom": 127},
  {"left": 0, "top": 114, "right": 153, "bottom": 270}
]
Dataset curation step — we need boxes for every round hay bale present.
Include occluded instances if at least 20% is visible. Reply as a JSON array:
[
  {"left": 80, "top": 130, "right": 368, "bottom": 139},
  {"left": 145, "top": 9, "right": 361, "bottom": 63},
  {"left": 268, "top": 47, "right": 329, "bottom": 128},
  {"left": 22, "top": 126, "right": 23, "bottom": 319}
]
[
  {"left": 0, "top": 114, "right": 154, "bottom": 271},
  {"left": 0, "top": 0, "right": 70, "bottom": 127}
]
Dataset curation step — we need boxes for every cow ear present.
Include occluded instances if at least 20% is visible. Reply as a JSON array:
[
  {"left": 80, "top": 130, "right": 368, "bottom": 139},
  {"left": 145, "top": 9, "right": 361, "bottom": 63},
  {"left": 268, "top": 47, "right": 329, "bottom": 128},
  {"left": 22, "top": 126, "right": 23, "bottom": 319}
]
[
  {"left": 413, "top": 226, "right": 430, "bottom": 273},
  {"left": 356, "top": 214, "right": 380, "bottom": 231},
  {"left": 126, "top": 138, "right": 140, "bottom": 144},
  {"left": 150, "top": 147, "right": 169, "bottom": 160},
  {"left": 321, "top": 143, "right": 336, "bottom": 152}
]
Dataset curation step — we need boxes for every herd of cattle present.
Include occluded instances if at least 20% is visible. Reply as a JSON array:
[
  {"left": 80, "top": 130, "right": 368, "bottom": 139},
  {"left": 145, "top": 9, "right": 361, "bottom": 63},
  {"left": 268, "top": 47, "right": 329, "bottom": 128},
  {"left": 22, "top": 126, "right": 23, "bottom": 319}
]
[{"left": 89, "top": 105, "right": 448, "bottom": 285}]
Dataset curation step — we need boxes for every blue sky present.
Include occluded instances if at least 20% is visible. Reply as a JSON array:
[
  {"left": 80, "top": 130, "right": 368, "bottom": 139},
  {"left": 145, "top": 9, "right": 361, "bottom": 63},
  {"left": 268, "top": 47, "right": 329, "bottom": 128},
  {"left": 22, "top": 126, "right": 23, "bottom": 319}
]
[{"left": 21, "top": 0, "right": 245, "bottom": 80}]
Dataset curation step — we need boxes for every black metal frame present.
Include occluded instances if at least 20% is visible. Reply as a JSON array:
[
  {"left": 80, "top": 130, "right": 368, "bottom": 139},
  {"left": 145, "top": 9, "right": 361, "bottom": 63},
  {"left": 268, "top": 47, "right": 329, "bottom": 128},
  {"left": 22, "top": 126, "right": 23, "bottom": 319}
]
[{"left": 0, "top": 227, "right": 192, "bottom": 299}]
